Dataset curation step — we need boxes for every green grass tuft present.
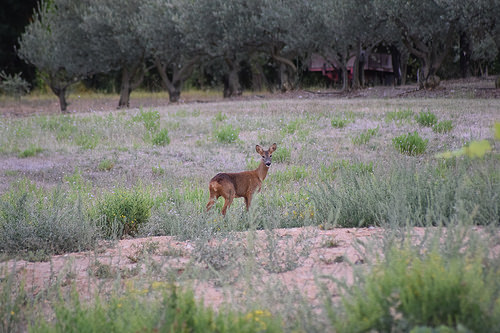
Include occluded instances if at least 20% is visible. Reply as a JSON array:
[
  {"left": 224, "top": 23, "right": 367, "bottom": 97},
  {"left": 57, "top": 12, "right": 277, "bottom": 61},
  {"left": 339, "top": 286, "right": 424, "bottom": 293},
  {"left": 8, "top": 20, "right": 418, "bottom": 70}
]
[{"left": 393, "top": 132, "right": 428, "bottom": 155}]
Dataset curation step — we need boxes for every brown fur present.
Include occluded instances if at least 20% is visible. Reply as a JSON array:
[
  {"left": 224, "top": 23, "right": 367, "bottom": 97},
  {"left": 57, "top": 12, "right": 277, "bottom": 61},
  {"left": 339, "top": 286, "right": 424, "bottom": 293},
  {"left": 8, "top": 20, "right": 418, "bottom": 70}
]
[{"left": 206, "top": 144, "right": 277, "bottom": 216}]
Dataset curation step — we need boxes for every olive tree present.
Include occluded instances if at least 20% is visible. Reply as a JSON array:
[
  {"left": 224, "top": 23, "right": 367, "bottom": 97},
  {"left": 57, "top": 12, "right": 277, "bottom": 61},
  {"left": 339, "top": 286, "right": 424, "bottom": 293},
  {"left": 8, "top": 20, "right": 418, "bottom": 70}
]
[
  {"left": 373, "top": 0, "right": 467, "bottom": 89},
  {"left": 81, "top": 0, "right": 147, "bottom": 108},
  {"left": 17, "top": 0, "right": 93, "bottom": 112},
  {"left": 137, "top": 0, "right": 201, "bottom": 102}
]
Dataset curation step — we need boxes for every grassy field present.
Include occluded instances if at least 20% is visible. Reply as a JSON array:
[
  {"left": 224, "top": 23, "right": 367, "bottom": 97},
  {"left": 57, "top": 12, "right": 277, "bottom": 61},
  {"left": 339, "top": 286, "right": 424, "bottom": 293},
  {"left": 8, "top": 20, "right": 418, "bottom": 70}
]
[{"left": 0, "top": 96, "right": 499, "bottom": 332}]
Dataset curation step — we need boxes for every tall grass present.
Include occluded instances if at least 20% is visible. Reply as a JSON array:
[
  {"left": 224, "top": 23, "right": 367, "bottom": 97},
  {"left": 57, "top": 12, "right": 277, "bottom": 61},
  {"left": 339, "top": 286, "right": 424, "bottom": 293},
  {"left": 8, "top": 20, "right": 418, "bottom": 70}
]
[{"left": 312, "top": 157, "right": 500, "bottom": 228}]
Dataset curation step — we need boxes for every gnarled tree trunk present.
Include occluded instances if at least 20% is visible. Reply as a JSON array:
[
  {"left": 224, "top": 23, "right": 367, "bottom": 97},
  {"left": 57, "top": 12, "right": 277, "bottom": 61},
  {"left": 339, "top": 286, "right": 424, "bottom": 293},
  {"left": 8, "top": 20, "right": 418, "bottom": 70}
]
[
  {"left": 155, "top": 56, "right": 199, "bottom": 103},
  {"left": 118, "top": 64, "right": 144, "bottom": 109},
  {"left": 223, "top": 57, "right": 241, "bottom": 98}
]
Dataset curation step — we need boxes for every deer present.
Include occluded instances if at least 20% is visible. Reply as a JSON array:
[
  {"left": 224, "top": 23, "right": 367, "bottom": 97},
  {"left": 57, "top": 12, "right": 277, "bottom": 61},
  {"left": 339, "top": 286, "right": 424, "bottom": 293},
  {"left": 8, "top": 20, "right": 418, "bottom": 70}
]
[{"left": 206, "top": 143, "right": 277, "bottom": 216}]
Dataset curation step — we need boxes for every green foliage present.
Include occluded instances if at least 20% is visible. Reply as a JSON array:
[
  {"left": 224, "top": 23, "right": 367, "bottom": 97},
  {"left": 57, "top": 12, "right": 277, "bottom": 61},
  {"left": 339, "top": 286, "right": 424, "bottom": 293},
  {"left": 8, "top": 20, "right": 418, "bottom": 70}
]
[
  {"left": 0, "top": 180, "right": 97, "bottom": 256},
  {"left": 152, "top": 165, "right": 165, "bottom": 175},
  {"left": 415, "top": 111, "right": 438, "bottom": 127},
  {"left": 18, "top": 145, "right": 43, "bottom": 158},
  {"left": 152, "top": 128, "right": 170, "bottom": 146},
  {"left": 92, "top": 186, "right": 155, "bottom": 238},
  {"left": 272, "top": 166, "right": 308, "bottom": 183},
  {"left": 331, "top": 116, "right": 351, "bottom": 128},
  {"left": 312, "top": 158, "right": 500, "bottom": 228},
  {"left": 433, "top": 120, "right": 453, "bottom": 133},
  {"left": 0, "top": 268, "right": 28, "bottom": 333},
  {"left": 0, "top": 71, "right": 30, "bottom": 98},
  {"left": 273, "top": 146, "right": 291, "bottom": 163},
  {"left": 352, "top": 127, "right": 379, "bottom": 145},
  {"left": 132, "top": 108, "right": 160, "bottom": 132},
  {"left": 385, "top": 108, "right": 414, "bottom": 123},
  {"left": 281, "top": 118, "right": 303, "bottom": 135},
  {"left": 330, "top": 238, "right": 500, "bottom": 332},
  {"left": 214, "top": 124, "right": 240, "bottom": 144},
  {"left": 393, "top": 131, "right": 428, "bottom": 155},
  {"left": 97, "top": 158, "right": 115, "bottom": 171},
  {"left": 32, "top": 287, "right": 283, "bottom": 333},
  {"left": 214, "top": 111, "right": 228, "bottom": 122}
]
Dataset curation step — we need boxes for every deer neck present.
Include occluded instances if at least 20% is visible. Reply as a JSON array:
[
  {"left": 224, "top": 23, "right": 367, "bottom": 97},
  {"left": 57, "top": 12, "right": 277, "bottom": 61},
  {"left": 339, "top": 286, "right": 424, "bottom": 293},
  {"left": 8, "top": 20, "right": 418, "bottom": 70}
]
[{"left": 255, "top": 161, "right": 269, "bottom": 181}]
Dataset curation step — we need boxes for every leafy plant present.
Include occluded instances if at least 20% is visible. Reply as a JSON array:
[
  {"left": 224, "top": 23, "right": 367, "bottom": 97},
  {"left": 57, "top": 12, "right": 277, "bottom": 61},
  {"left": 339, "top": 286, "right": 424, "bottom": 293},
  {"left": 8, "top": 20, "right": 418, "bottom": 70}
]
[
  {"left": 331, "top": 116, "right": 351, "bottom": 128},
  {"left": 214, "top": 124, "right": 239, "bottom": 143},
  {"left": 214, "top": 111, "right": 227, "bottom": 122},
  {"left": 385, "top": 108, "right": 414, "bottom": 123},
  {"left": 433, "top": 120, "right": 453, "bottom": 133},
  {"left": 415, "top": 111, "right": 438, "bottom": 127},
  {"left": 92, "top": 186, "right": 155, "bottom": 238},
  {"left": 392, "top": 132, "right": 428, "bottom": 155},
  {"left": 273, "top": 146, "right": 291, "bottom": 163},
  {"left": 18, "top": 145, "right": 43, "bottom": 158},
  {"left": 0, "top": 71, "right": 30, "bottom": 99},
  {"left": 132, "top": 108, "right": 160, "bottom": 132},
  {"left": 352, "top": 127, "right": 379, "bottom": 145},
  {"left": 152, "top": 128, "right": 170, "bottom": 146},
  {"left": 97, "top": 158, "right": 114, "bottom": 171},
  {"left": 329, "top": 239, "right": 500, "bottom": 332}
]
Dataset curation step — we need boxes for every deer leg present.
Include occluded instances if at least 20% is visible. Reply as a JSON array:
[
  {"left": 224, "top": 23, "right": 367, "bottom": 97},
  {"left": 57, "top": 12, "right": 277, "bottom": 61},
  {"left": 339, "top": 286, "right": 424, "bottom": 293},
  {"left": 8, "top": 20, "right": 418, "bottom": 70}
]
[
  {"left": 221, "top": 190, "right": 234, "bottom": 216},
  {"left": 244, "top": 193, "right": 253, "bottom": 211},
  {"left": 206, "top": 197, "right": 216, "bottom": 212}
]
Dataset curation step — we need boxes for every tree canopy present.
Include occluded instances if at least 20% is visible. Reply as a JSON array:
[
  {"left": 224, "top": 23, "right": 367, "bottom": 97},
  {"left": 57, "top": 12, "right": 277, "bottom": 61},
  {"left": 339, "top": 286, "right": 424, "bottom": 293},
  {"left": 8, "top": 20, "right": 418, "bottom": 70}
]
[{"left": 13, "top": 0, "right": 500, "bottom": 111}]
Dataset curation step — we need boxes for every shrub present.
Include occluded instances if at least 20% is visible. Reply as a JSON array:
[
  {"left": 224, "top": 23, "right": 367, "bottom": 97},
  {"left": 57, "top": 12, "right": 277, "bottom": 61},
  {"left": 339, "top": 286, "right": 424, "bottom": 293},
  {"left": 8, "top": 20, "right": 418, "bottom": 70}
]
[
  {"left": 0, "top": 182, "right": 97, "bottom": 256},
  {"left": 152, "top": 128, "right": 170, "bottom": 146},
  {"left": 329, "top": 238, "right": 500, "bottom": 332},
  {"left": 433, "top": 120, "right": 453, "bottom": 133},
  {"left": 0, "top": 71, "right": 30, "bottom": 99},
  {"left": 92, "top": 186, "right": 155, "bottom": 238},
  {"left": 392, "top": 131, "right": 428, "bottom": 155},
  {"left": 415, "top": 111, "right": 438, "bottom": 127},
  {"left": 214, "top": 124, "right": 239, "bottom": 143},
  {"left": 214, "top": 111, "right": 227, "bottom": 122}
]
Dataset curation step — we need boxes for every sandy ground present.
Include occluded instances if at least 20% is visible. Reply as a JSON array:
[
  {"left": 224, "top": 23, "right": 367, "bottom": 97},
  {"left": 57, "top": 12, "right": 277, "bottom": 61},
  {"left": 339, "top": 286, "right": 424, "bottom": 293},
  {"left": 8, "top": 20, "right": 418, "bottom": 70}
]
[{"left": 4, "top": 226, "right": 389, "bottom": 309}]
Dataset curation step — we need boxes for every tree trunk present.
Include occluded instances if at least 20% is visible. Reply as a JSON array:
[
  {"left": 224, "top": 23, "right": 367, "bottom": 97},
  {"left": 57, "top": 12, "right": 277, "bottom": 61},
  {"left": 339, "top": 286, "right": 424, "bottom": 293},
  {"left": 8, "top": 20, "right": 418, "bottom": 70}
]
[
  {"left": 50, "top": 84, "right": 68, "bottom": 113},
  {"left": 460, "top": 32, "right": 471, "bottom": 78},
  {"left": 250, "top": 57, "right": 268, "bottom": 91},
  {"left": 118, "top": 67, "right": 132, "bottom": 109},
  {"left": 118, "top": 64, "right": 144, "bottom": 109},
  {"left": 223, "top": 57, "right": 241, "bottom": 98},
  {"left": 154, "top": 57, "right": 199, "bottom": 103},
  {"left": 400, "top": 51, "right": 409, "bottom": 85},
  {"left": 390, "top": 44, "right": 402, "bottom": 86}
]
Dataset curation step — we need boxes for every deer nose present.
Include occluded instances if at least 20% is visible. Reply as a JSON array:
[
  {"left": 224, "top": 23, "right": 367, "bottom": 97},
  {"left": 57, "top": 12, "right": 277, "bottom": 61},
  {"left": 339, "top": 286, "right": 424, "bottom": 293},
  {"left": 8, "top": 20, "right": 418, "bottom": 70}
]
[{"left": 265, "top": 161, "right": 271, "bottom": 166}]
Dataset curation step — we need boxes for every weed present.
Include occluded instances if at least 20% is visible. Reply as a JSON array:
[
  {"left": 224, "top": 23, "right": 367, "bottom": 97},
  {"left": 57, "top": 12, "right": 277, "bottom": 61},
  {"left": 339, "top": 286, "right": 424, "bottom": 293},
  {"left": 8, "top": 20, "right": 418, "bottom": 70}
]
[
  {"left": 152, "top": 128, "right": 170, "bottom": 146},
  {"left": 89, "top": 260, "right": 115, "bottom": 279},
  {"left": 415, "top": 110, "right": 438, "bottom": 127},
  {"left": 97, "top": 158, "right": 114, "bottom": 171},
  {"left": 18, "top": 145, "right": 43, "bottom": 158},
  {"left": 385, "top": 108, "right": 414, "bottom": 123},
  {"left": 331, "top": 116, "right": 351, "bottom": 128},
  {"left": 272, "top": 165, "right": 308, "bottom": 183},
  {"left": 392, "top": 131, "right": 428, "bottom": 155},
  {"left": 433, "top": 120, "right": 453, "bottom": 133},
  {"left": 152, "top": 165, "right": 165, "bottom": 175},
  {"left": 214, "top": 111, "right": 227, "bottom": 122},
  {"left": 281, "top": 118, "right": 303, "bottom": 135},
  {"left": 214, "top": 124, "right": 239, "bottom": 143},
  {"left": 352, "top": 127, "right": 379, "bottom": 145},
  {"left": 132, "top": 108, "right": 160, "bottom": 132},
  {"left": 273, "top": 146, "right": 291, "bottom": 163}
]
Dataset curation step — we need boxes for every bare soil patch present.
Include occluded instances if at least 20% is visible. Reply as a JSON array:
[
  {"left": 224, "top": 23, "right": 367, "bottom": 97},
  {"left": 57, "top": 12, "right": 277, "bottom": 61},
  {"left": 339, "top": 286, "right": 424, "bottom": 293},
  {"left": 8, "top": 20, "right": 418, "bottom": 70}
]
[{"left": 5, "top": 227, "right": 387, "bottom": 309}]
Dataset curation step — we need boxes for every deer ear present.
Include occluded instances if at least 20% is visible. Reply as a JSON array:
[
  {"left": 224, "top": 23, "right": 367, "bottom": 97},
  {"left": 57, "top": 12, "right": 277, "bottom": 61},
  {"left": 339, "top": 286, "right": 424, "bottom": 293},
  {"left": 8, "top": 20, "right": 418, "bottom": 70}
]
[
  {"left": 256, "top": 145, "right": 264, "bottom": 154},
  {"left": 269, "top": 143, "right": 277, "bottom": 153}
]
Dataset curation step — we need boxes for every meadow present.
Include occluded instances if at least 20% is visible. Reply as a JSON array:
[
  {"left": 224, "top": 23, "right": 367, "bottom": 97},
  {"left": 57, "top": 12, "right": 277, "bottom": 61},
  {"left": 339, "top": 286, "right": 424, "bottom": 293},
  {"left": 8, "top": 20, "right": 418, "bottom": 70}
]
[{"left": 0, "top": 95, "right": 499, "bottom": 332}]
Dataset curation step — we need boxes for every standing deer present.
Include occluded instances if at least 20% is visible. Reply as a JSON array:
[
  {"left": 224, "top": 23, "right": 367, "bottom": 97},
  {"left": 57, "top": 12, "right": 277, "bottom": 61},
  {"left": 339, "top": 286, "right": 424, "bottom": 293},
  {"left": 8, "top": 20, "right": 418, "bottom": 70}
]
[{"left": 206, "top": 143, "right": 277, "bottom": 216}]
